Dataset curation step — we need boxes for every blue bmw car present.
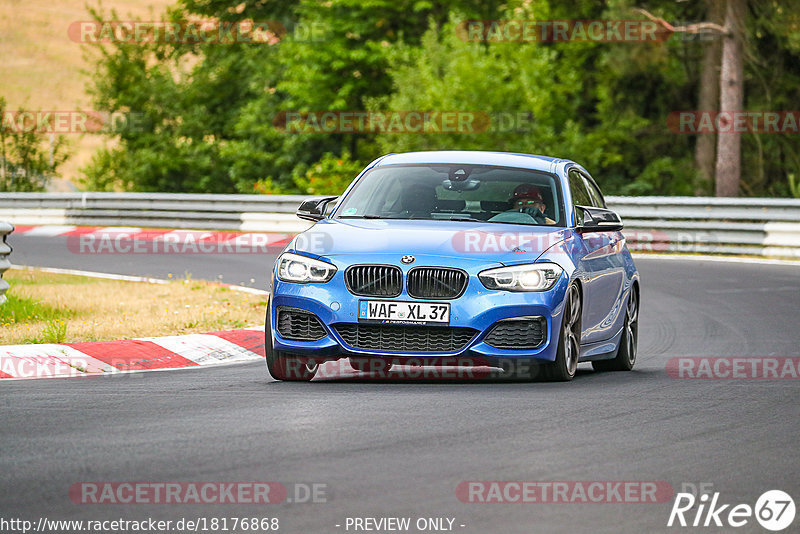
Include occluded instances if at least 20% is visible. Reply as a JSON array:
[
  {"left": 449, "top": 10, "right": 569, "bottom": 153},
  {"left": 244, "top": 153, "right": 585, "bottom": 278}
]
[{"left": 266, "top": 151, "right": 639, "bottom": 381}]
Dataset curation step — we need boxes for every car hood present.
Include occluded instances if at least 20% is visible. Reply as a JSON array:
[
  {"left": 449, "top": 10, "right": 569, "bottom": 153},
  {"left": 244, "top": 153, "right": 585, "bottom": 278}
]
[{"left": 289, "top": 218, "right": 571, "bottom": 265}]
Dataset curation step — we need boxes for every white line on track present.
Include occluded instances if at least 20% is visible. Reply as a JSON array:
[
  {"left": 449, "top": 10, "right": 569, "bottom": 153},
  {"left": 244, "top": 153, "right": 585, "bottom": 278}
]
[
  {"left": 631, "top": 253, "right": 800, "bottom": 267},
  {"left": 9, "top": 264, "right": 270, "bottom": 294},
  {"left": 0, "top": 355, "right": 265, "bottom": 382},
  {"left": 18, "top": 225, "right": 76, "bottom": 236}
]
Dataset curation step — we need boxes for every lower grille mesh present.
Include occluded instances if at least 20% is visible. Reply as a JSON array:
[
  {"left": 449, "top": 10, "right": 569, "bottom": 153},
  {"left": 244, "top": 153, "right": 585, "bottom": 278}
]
[
  {"left": 276, "top": 308, "right": 327, "bottom": 341},
  {"left": 334, "top": 324, "right": 477, "bottom": 353},
  {"left": 484, "top": 318, "right": 545, "bottom": 349}
]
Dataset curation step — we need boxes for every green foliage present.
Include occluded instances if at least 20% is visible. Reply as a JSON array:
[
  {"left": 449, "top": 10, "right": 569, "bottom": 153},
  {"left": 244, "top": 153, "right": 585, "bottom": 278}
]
[
  {"left": 291, "top": 152, "right": 364, "bottom": 195},
  {"left": 0, "top": 292, "right": 73, "bottom": 324},
  {"left": 81, "top": 5, "right": 280, "bottom": 192},
  {"left": 276, "top": 0, "right": 496, "bottom": 111},
  {"left": 0, "top": 97, "right": 70, "bottom": 192},
  {"left": 738, "top": 0, "right": 800, "bottom": 196},
  {"left": 375, "top": 9, "right": 698, "bottom": 195},
  {"left": 787, "top": 173, "right": 799, "bottom": 198},
  {"left": 80, "top": 0, "right": 800, "bottom": 197},
  {"left": 40, "top": 320, "right": 69, "bottom": 344},
  {"left": 374, "top": 13, "right": 579, "bottom": 152}
]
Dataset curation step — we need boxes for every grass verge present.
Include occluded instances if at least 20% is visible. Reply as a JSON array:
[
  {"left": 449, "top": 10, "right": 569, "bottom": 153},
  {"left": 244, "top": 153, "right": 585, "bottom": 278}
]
[{"left": 0, "top": 268, "right": 266, "bottom": 345}]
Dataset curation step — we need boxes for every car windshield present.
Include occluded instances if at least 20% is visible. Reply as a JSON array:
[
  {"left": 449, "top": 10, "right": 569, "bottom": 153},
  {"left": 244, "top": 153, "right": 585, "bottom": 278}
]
[{"left": 334, "top": 164, "right": 566, "bottom": 227}]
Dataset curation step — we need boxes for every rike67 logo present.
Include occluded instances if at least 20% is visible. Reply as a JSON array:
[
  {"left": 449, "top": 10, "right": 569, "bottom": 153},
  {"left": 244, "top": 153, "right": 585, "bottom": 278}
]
[{"left": 668, "top": 489, "right": 795, "bottom": 531}]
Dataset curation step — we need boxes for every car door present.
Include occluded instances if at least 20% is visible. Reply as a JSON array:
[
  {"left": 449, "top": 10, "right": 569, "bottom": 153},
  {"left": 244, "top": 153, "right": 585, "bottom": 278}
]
[{"left": 568, "top": 168, "right": 625, "bottom": 344}]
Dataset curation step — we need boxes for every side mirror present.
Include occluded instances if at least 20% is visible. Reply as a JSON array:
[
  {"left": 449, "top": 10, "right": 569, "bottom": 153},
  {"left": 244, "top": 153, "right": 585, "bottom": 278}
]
[
  {"left": 296, "top": 196, "right": 339, "bottom": 222},
  {"left": 575, "top": 205, "right": 623, "bottom": 233}
]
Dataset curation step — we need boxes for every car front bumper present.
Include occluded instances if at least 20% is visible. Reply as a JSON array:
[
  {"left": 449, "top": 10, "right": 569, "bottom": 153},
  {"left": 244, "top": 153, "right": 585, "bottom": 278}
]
[{"left": 269, "top": 267, "right": 570, "bottom": 365}]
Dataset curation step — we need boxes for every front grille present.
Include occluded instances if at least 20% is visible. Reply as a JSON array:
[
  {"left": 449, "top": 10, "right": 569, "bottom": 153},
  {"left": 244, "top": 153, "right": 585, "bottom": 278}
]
[
  {"left": 276, "top": 307, "right": 327, "bottom": 341},
  {"left": 484, "top": 317, "right": 546, "bottom": 349},
  {"left": 345, "top": 265, "right": 402, "bottom": 297},
  {"left": 407, "top": 267, "right": 468, "bottom": 299},
  {"left": 334, "top": 324, "right": 477, "bottom": 353}
]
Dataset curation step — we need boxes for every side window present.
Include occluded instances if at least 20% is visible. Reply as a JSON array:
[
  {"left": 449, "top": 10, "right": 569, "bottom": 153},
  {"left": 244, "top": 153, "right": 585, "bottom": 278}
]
[
  {"left": 568, "top": 169, "right": 591, "bottom": 206},
  {"left": 581, "top": 174, "right": 606, "bottom": 208},
  {"left": 567, "top": 169, "right": 590, "bottom": 225}
]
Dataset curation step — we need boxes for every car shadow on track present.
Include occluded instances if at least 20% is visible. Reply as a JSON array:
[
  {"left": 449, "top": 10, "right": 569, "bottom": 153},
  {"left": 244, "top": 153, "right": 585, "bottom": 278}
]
[{"left": 264, "top": 362, "right": 656, "bottom": 385}]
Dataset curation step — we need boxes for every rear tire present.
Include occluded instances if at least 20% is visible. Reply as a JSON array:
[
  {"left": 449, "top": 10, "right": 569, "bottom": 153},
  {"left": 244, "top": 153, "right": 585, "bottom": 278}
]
[
  {"left": 592, "top": 285, "right": 638, "bottom": 372},
  {"left": 265, "top": 310, "right": 317, "bottom": 381},
  {"left": 545, "top": 283, "right": 582, "bottom": 381}
]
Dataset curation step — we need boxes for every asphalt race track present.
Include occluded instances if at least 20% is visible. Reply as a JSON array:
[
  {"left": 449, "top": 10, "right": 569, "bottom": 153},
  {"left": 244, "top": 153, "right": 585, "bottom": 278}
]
[
  {"left": 2, "top": 232, "right": 799, "bottom": 533},
  {"left": 7, "top": 233, "right": 280, "bottom": 290}
]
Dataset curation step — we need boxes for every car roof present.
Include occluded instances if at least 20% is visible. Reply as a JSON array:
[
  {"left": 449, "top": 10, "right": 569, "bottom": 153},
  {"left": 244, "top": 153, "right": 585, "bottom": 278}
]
[{"left": 373, "top": 151, "right": 570, "bottom": 174}]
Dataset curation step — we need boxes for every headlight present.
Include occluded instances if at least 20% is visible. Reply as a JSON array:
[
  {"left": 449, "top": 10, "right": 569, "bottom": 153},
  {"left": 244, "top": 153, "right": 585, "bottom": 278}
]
[
  {"left": 277, "top": 252, "right": 337, "bottom": 283},
  {"left": 478, "top": 263, "right": 562, "bottom": 292}
]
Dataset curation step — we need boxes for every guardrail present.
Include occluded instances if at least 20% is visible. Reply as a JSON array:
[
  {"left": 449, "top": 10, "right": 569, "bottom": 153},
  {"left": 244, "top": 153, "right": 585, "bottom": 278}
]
[
  {"left": 0, "top": 192, "right": 313, "bottom": 234},
  {"left": 0, "top": 221, "right": 13, "bottom": 304},
  {"left": 1, "top": 193, "right": 799, "bottom": 258},
  {"left": 607, "top": 196, "right": 800, "bottom": 257}
]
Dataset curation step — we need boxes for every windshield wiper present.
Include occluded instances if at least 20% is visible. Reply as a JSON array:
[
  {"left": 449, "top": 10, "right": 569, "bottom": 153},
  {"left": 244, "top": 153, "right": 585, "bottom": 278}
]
[
  {"left": 338, "top": 214, "right": 495, "bottom": 223},
  {"left": 338, "top": 214, "right": 396, "bottom": 219},
  {"left": 443, "top": 216, "right": 485, "bottom": 222}
]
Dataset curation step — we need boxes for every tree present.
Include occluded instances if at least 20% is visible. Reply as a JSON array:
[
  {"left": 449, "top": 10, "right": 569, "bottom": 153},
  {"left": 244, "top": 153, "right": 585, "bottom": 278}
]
[
  {"left": 0, "top": 97, "right": 69, "bottom": 192},
  {"left": 714, "top": 0, "right": 746, "bottom": 196},
  {"left": 695, "top": 0, "right": 724, "bottom": 194},
  {"left": 374, "top": 1, "right": 702, "bottom": 196},
  {"left": 80, "top": 0, "right": 800, "bottom": 196}
]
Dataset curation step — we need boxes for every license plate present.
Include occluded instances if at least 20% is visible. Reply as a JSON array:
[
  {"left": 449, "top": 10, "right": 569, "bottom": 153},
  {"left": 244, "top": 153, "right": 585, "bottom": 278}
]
[{"left": 358, "top": 300, "right": 450, "bottom": 325}]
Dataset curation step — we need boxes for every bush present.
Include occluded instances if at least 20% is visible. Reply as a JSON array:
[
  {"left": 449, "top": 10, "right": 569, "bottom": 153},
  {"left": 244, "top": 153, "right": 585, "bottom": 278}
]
[
  {"left": 0, "top": 97, "right": 69, "bottom": 192},
  {"left": 291, "top": 152, "right": 364, "bottom": 195}
]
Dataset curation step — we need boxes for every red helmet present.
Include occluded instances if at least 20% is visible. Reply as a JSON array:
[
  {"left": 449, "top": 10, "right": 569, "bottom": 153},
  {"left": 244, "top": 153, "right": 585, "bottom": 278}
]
[{"left": 510, "top": 184, "right": 544, "bottom": 204}]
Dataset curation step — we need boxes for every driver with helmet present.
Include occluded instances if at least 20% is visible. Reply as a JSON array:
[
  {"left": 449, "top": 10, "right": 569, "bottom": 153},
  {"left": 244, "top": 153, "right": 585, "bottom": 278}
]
[{"left": 490, "top": 184, "right": 556, "bottom": 225}]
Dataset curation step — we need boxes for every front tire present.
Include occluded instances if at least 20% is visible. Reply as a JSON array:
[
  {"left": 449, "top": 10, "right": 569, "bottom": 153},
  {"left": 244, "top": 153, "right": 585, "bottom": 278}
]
[
  {"left": 545, "top": 283, "right": 582, "bottom": 381},
  {"left": 592, "top": 285, "right": 638, "bottom": 372},
  {"left": 265, "top": 311, "right": 318, "bottom": 381}
]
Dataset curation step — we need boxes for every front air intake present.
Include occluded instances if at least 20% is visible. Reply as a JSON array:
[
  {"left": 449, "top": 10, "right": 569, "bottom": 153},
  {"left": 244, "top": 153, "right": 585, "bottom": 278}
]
[
  {"left": 484, "top": 317, "right": 546, "bottom": 349},
  {"left": 276, "top": 307, "right": 327, "bottom": 341}
]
